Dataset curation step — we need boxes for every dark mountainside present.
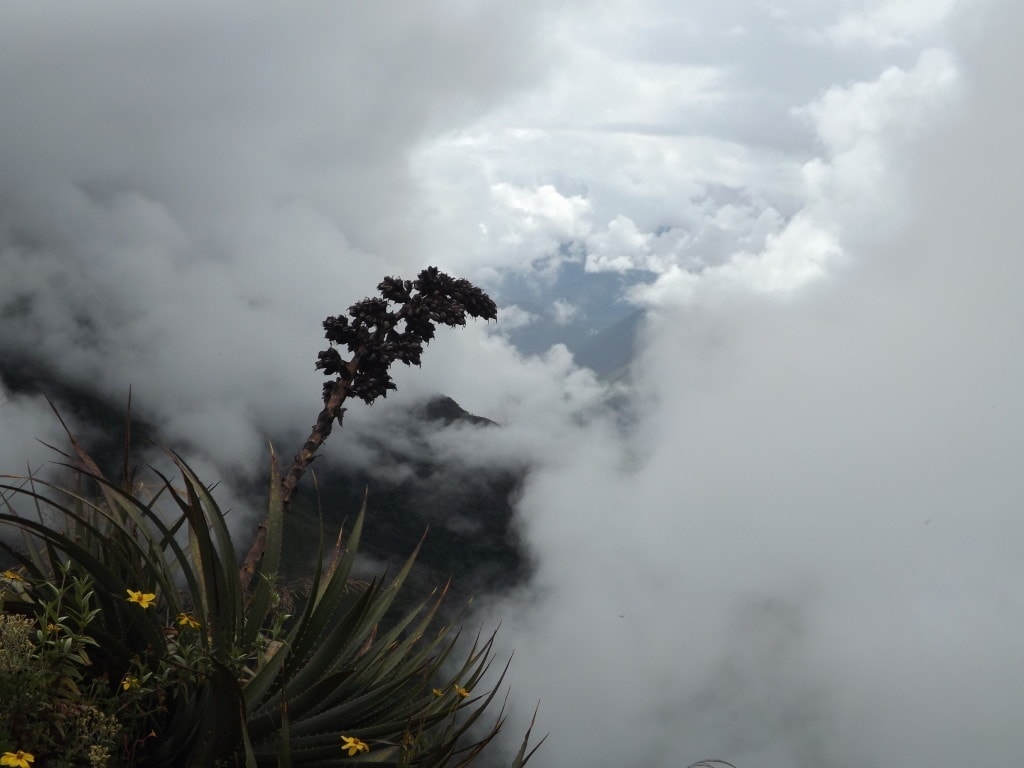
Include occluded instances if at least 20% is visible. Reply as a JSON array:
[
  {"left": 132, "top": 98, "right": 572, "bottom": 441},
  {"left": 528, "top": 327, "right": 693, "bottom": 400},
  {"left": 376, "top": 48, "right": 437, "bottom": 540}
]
[
  {"left": 573, "top": 308, "right": 644, "bottom": 382},
  {"left": 0, "top": 300, "right": 640, "bottom": 610},
  {"left": 0, "top": 358, "right": 531, "bottom": 609},
  {"left": 280, "top": 395, "right": 532, "bottom": 605}
]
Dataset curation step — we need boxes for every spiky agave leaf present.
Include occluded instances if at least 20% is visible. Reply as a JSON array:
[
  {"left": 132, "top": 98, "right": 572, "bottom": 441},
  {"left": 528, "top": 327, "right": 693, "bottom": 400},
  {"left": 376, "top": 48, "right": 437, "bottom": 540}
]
[
  {"left": 240, "top": 505, "right": 537, "bottom": 768},
  {"left": 242, "top": 446, "right": 286, "bottom": 649}
]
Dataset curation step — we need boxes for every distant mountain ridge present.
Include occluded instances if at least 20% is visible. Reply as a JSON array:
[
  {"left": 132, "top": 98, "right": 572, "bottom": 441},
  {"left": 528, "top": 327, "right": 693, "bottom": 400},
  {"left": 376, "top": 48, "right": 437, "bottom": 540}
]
[
  {"left": 495, "top": 255, "right": 652, "bottom": 368},
  {"left": 572, "top": 308, "right": 644, "bottom": 381},
  {"left": 1, "top": 357, "right": 530, "bottom": 604}
]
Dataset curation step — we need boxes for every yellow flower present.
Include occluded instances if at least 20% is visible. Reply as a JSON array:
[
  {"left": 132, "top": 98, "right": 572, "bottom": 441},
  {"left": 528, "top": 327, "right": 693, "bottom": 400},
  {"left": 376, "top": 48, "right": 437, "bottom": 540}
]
[
  {"left": 432, "top": 687, "right": 444, "bottom": 697},
  {"left": 1, "top": 751, "right": 34, "bottom": 768},
  {"left": 340, "top": 735, "right": 370, "bottom": 756},
  {"left": 454, "top": 684, "right": 470, "bottom": 698},
  {"left": 1, "top": 570, "right": 25, "bottom": 582},
  {"left": 122, "top": 675, "right": 140, "bottom": 691},
  {"left": 126, "top": 589, "right": 157, "bottom": 609},
  {"left": 177, "top": 613, "right": 201, "bottom": 630}
]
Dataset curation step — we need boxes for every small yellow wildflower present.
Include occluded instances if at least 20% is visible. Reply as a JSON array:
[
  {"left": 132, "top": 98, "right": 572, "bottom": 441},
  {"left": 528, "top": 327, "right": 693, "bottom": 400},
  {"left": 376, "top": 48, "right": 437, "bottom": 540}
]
[
  {"left": 1, "top": 751, "right": 34, "bottom": 768},
  {"left": 122, "top": 675, "right": 140, "bottom": 691},
  {"left": 340, "top": 735, "right": 370, "bottom": 756},
  {"left": 1, "top": 570, "right": 25, "bottom": 582},
  {"left": 432, "top": 687, "right": 444, "bottom": 697},
  {"left": 454, "top": 684, "right": 470, "bottom": 698},
  {"left": 126, "top": 589, "right": 157, "bottom": 609},
  {"left": 177, "top": 613, "right": 201, "bottom": 630}
]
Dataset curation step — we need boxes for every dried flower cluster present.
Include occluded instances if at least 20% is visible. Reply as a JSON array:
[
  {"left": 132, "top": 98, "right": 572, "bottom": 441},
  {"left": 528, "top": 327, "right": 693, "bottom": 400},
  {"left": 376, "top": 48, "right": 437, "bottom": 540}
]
[{"left": 315, "top": 267, "right": 497, "bottom": 405}]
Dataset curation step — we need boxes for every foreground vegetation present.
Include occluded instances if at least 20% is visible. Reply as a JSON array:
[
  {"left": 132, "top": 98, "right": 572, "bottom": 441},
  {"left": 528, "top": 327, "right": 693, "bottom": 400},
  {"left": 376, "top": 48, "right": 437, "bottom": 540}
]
[{"left": 0, "top": 269, "right": 541, "bottom": 767}]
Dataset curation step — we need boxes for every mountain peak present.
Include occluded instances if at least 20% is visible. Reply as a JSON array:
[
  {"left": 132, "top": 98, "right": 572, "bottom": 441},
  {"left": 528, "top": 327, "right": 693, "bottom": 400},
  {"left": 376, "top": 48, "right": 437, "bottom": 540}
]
[{"left": 417, "top": 395, "right": 495, "bottom": 427}]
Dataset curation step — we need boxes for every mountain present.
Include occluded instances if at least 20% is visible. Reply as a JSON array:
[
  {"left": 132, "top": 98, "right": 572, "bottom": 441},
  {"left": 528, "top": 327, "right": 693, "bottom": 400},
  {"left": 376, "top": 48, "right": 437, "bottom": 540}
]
[
  {"left": 280, "top": 396, "right": 531, "bottom": 605},
  {"left": 494, "top": 254, "right": 653, "bottom": 362},
  {"left": 0, "top": 358, "right": 531, "bottom": 608},
  {"left": 572, "top": 308, "right": 645, "bottom": 381}
]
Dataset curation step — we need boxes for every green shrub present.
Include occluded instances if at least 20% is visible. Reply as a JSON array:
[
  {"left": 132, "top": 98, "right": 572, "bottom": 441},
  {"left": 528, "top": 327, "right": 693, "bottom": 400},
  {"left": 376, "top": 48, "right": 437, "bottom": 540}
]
[
  {"left": 0, "top": 569, "right": 120, "bottom": 767},
  {"left": 0, "top": 439, "right": 540, "bottom": 767}
]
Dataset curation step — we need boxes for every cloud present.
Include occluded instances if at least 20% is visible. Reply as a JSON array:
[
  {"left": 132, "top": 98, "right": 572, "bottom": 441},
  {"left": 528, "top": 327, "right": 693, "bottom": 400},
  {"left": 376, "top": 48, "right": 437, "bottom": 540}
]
[
  {"left": 411, "top": 0, "right": 970, "bottom": 296},
  {"left": 0, "top": 386, "right": 64, "bottom": 484},
  {"left": 550, "top": 300, "right": 579, "bottom": 326},
  {"left": 472, "top": 2, "right": 1024, "bottom": 767},
  {"left": 0, "top": 0, "right": 561, "bottom": 476},
  {"left": 823, "top": 0, "right": 961, "bottom": 49},
  {"left": 488, "top": 183, "right": 593, "bottom": 269},
  {"left": 625, "top": 45, "right": 960, "bottom": 308},
  {"left": 493, "top": 305, "right": 538, "bottom": 331}
]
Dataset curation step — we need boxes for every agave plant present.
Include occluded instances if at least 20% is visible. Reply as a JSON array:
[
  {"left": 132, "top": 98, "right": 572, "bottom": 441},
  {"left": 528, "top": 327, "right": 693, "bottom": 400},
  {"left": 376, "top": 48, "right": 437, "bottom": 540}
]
[{"left": 0, "top": 419, "right": 541, "bottom": 767}]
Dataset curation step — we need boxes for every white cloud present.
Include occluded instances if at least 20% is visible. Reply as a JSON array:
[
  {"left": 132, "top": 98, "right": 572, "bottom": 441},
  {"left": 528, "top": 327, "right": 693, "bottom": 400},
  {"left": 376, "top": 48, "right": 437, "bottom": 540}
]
[
  {"left": 797, "top": 48, "right": 960, "bottom": 156},
  {"left": 550, "top": 299, "right": 579, "bottom": 325},
  {"left": 0, "top": 0, "right": 562, "bottom": 473},
  {"left": 585, "top": 215, "right": 652, "bottom": 273},
  {"left": 475, "top": 3, "right": 1024, "bottom": 767},
  {"left": 824, "top": 0, "right": 961, "bottom": 49},
  {"left": 627, "top": 46, "right": 961, "bottom": 307},
  {"left": 637, "top": 211, "right": 840, "bottom": 306},
  {"left": 0, "top": 386, "right": 64, "bottom": 485},
  {"left": 490, "top": 182, "right": 592, "bottom": 248},
  {"left": 495, "top": 304, "right": 538, "bottom": 330}
]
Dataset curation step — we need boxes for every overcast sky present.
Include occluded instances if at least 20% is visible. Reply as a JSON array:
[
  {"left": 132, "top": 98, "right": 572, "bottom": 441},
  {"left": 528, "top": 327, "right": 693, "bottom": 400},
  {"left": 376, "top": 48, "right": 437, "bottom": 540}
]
[{"left": 2, "top": 1, "right": 1022, "bottom": 766}]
